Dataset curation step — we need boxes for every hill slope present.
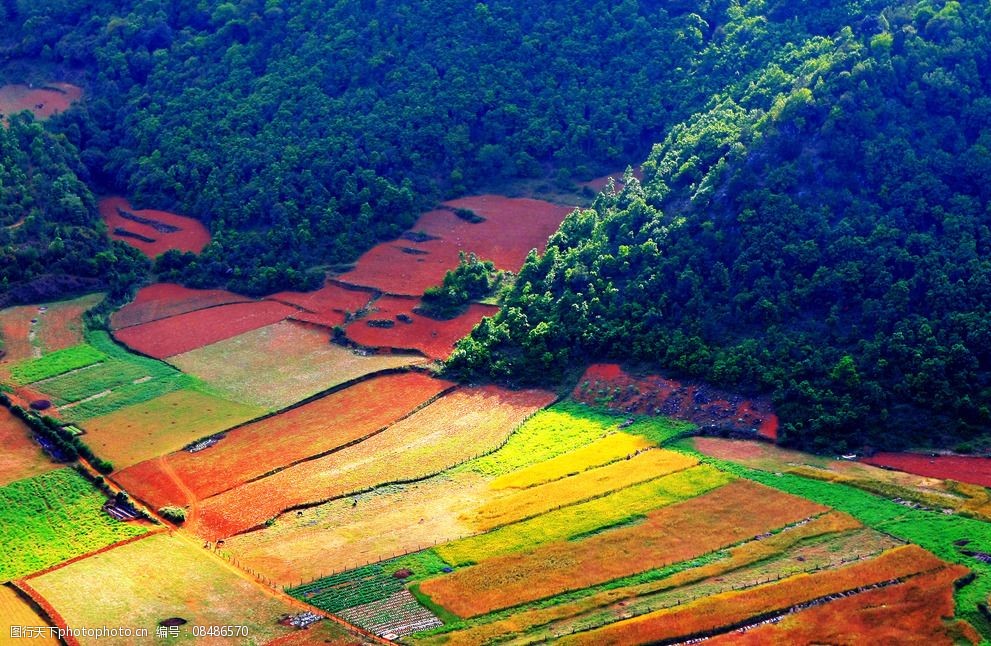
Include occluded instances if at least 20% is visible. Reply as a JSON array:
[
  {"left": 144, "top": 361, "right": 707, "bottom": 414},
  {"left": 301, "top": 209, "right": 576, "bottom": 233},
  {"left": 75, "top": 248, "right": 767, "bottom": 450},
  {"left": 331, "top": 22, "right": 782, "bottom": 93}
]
[{"left": 450, "top": 1, "right": 991, "bottom": 452}]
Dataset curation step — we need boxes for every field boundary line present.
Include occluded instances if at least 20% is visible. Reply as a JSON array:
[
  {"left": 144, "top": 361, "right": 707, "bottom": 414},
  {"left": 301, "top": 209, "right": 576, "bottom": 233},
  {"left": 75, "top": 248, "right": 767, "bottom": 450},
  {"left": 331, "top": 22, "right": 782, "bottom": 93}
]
[
  {"left": 10, "top": 580, "right": 79, "bottom": 646},
  {"left": 110, "top": 297, "right": 257, "bottom": 331},
  {"left": 19, "top": 530, "right": 164, "bottom": 582}
]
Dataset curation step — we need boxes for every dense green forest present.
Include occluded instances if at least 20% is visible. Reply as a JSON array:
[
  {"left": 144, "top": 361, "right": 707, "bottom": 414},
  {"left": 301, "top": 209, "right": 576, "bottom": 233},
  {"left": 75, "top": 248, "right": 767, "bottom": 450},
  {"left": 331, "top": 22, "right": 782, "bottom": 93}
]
[
  {"left": 449, "top": 0, "right": 991, "bottom": 452},
  {"left": 3, "top": 0, "right": 764, "bottom": 294},
  {"left": 0, "top": 115, "right": 145, "bottom": 308},
  {"left": 1, "top": 0, "right": 990, "bottom": 451}
]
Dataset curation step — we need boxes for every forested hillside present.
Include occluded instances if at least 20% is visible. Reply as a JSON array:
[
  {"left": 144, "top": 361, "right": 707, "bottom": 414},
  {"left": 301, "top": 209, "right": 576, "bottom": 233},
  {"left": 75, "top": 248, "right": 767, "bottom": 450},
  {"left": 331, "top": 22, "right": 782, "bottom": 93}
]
[
  {"left": 0, "top": 116, "right": 145, "bottom": 307},
  {"left": 3, "top": 0, "right": 886, "bottom": 294},
  {"left": 450, "top": 1, "right": 991, "bottom": 452},
  {"left": 2, "top": 0, "right": 990, "bottom": 452}
]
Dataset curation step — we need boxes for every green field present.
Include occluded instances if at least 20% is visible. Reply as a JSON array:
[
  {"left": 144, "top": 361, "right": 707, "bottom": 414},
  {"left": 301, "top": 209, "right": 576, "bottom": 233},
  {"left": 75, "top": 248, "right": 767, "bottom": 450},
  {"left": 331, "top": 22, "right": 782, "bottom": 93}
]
[
  {"left": 0, "top": 468, "right": 149, "bottom": 581},
  {"left": 14, "top": 331, "right": 193, "bottom": 423},
  {"left": 7, "top": 345, "right": 107, "bottom": 384}
]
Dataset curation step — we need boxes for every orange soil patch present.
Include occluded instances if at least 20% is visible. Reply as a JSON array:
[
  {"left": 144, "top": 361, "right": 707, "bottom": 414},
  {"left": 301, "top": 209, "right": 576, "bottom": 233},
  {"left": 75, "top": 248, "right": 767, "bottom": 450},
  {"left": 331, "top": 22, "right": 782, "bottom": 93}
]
[
  {"left": 265, "top": 620, "right": 367, "bottom": 646},
  {"left": 581, "top": 166, "right": 645, "bottom": 193},
  {"left": 99, "top": 195, "right": 211, "bottom": 258},
  {"left": 707, "top": 564, "right": 979, "bottom": 646},
  {"left": 1, "top": 295, "right": 101, "bottom": 364},
  {"left": 289, "top": 310, "right": 347, "bottom": 328},
  {"left": 0, "top": 83, "right": 82, "bottom": 121},
  {"left": 113, "top": 300, "right": 297, "bottom": 358},
  {"left": 863, "top": 453, "right": 991, "bottom": 488},
  {"left": 559, "top": 545, "right": 953, "bottom": 645},
  {"left": 189, "top": 386, "right": 555, "bottom": 540},
  {"left": 0, "top": 305, "right": 36, "bottom": 362},
  {"left": 574, "top": 363, "right": 778, "bottom": 440},
  {"left": 345, "top": 295, "right": 499, "bottom": 360},
  {"left": 267, "top": 283, "right": 374, "bottom": 314},
  {"left": 0, "top": 407, "right": 58, "bottom": 486},
  {"left": 110, "top": 283, "right": 251, "bottom": 329},
  {"left": 338, "top": 195, "right": 571, "bottom": 296},
  {"left": 117, "top": 372, "right": 454, "bottom": 508},
  {"left": 418, "top": 479, "right": 827, "bottom": 618}
]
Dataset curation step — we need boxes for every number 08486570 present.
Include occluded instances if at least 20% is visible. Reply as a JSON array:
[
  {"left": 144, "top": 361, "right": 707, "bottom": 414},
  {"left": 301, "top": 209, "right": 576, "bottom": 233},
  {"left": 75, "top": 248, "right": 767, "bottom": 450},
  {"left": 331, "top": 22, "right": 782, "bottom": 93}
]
[{"left": 191, "top": 625, "right": 248, "bottom": 637}]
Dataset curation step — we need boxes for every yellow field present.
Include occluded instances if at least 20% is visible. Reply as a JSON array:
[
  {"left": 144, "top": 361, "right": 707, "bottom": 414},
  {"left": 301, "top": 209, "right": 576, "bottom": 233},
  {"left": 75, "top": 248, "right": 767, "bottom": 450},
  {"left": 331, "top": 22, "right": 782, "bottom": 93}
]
[
  {"left": 464, "top": 449, "right": 698, "bottom": 531},
  {"left": 491, "top": 432, "right": 654, "bottom": 490},
  {"left": 437, "top": 464, "right": 734, "bottom": 566},
  {"left": 0, "top": 584, "right": 57, "bottom": 645},
  {"left": 26, "top": 534, "right": 303, "bottom": 645}
]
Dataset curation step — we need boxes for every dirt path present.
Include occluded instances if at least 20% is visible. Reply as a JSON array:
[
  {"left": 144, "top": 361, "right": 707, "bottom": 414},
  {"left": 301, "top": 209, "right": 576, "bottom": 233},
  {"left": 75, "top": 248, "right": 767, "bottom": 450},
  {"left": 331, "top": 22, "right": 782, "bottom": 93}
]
[{"left": 156, "top": 454, "right": 199, "bottom": 524}]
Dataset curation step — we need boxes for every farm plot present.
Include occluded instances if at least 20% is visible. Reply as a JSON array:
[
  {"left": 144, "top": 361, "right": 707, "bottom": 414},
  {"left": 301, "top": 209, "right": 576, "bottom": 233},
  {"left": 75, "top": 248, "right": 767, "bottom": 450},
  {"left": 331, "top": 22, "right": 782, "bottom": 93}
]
[
  {"left": 491, "top": 432, "right": 655, "bottom": 490},
  {"left": 0, "top": 294, "right": 103, "bottom": 364},
  {"left": 0, "top": 584, "right": 57, "bottom": 644},
  {"left": 554, "top": 545, "right": 958, "bottom": 645},
  {"left": 110, "top": 283, "right": 252, "bottom": 329},
  {"left": 117, "top": 372, "right": 453, "bottom": 507},
  {"left": 17, "top": 330, "right": 195, "bottom": 424},
  {"left": 24, "top": 533, "right": 304, "bottom": 644},
  {"left": 0, "top": 468, "right": 148, "bottom": 581},
  {"left": 345, "top": 294, "right": 499, "bottom": 360},
  {"left": 168, "top": 320, "right": 426, "bottom": 409},
  {"left": 99, "top": 196, "right": 210, "bottom": 258},
  {"left": 114, "top": 300, "right": 297, "bottom": 359},
  {"left": 863, "top": 452, "right": 991, "bottom": 488},
  {"left": 5, "top": 344, "right": 106, "bottom": 384},
  {"left": 707, "top": 564, "right": 979, "bottom": 646},
  {"left": 417, "top": 512, "right": 870, "bottom": 646},
  {"left": 0, "top": 406, "right": 58, "bottom": 486},
  {"left": 436, "top": 464, "right": 734, "bottom": 567},
  {"left": 416, "top": 479, "right": 827, "bottom": 618},
  {"left": 574, "top": 363, "right": 779, "bottom": 440},
  {"left": 0, "top": 82, "right": 82, "bottom": 121},
  {"left": 338, "top": 196, "right": 571, "bottom": 296},
  {"left": 462, "top": 449, "right": 698, "bottom": 531},
  {"left": 267, "top": 283, "right": 374, "bottom": 314},
  {"left": 189, "top": 386, "right": 555, "bottom": 539},
  {"left": 222, "top": 472, "right": 496, "bottom": 586},
  {"left": 79, "top": 387, "right": 264, "bottom": 469},
  {"left": 341, "top": 590, "right": 443, "bottom": 639}
]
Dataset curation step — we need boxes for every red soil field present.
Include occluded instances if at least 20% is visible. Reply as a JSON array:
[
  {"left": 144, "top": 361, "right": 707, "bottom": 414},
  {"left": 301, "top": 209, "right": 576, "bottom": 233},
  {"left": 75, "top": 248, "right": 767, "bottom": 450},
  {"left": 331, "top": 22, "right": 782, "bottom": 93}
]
[
  {"left": 345, "top": 295, "right": 498, "bottom": 359},
  {"left": 337, "top": 195, "right": 572, "bottom": 296},
  {"left": 267, "top": 283, "right": 373, "bottom": 314},
  {"left": 707, "top": 564, "right": 979, "bottom": 646},
  {"left": 117, "top": 372, "right": 454, "bottom": 508},
  {"left": 0, "top": 406, "right": 59, "bottom": 485},
  {"left": 113, "top": 300, "right": 297, "bottom": 358},
  {"left": 862, "top": 452, "right": 991, "bottom": 488},
  {"left": 99, "top": 196, "right": 211, "bottom": 257},
  {"left": 419, "top": 479, "right": 826, "bottom": 617},
  {"left": 188, "top": 386, "right": 555, "bottom": 539},
  {"left": 0, "top": 83, "right": 82, "bottom": 121},
  {"left": 289, "top": 310, "right": 348, "bottom": 329},
  {"left": 110, "top": 283, "right": 252, "bottom": 329},
  {"left": 574, "top": 363, "right": 778, "bottom": 440},
  {"left": 581, "top": 166, "right": 645, "bottom": 193}
]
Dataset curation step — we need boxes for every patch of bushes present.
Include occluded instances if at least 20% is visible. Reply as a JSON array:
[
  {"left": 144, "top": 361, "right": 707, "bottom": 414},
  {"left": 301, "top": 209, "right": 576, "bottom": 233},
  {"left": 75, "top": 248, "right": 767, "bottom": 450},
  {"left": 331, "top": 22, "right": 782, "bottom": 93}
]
[{"left": 159, "top": 506, "right": 187, "bottom": 523}]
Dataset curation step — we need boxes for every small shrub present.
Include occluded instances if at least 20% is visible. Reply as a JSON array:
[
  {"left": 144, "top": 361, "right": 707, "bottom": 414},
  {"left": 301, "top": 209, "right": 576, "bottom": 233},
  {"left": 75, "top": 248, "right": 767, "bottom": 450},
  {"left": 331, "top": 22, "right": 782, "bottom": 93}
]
[{"left": 159, "top": 506, "right": 187, "bottom": 523}]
